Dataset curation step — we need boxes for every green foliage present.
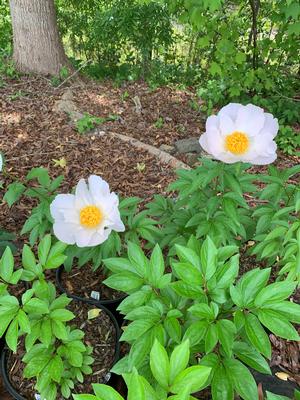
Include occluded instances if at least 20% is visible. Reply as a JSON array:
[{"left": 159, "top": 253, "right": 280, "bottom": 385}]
[
  {"left": 0, "top": 3, "right": 12, "bottom": 54},
  {"left": 76, "top": 113, "right": 106, "bottom": 134},
  {"left": 50, "top": 66, "right": 70, "bottom": 87},
  {"left": 4, "top": 167, "right": 159, "bottom": 271},
  {"left": 277, "top": 125, "right": 300, "bottom": 155},
  {"left": 146, "top": 159, "right": 300, "bottom": 278},
  {"left": 74, "top": 341, "right": 211, "bottom": 399},
  {"left": 154, "top": 116, "right": 164, "bottom": 128},
  {"left": 0, "top": 236, "right": 93, "bottom": 400},
  {"left": 4, "top": 167, "right": 64, "bottom": 245},
  {"left": 103, "top": 239, "right": 300, "bottom": 400},
  {"left": 0, "top": 229, "right": 17, "bottom": 256},
  {"left": 56, "top": 0, "right": 173, "bottom": 78}
]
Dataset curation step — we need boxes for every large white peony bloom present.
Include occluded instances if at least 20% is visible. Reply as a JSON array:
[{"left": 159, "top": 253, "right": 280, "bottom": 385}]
[
  {"left": 0, "top": 153, "right": 3, "bottom": 172},
  {"left": 50, "top": 175, "right": 125, "bottom": 247},
  {"left": 199, "top": 103, "right": 278, "bottom": 165}
]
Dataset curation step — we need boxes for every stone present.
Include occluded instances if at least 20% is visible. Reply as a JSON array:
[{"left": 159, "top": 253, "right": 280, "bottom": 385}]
[
  {"left": 174, "top": 137, "right": 202, "bottom": 154},
  {"left": 93, "top": 129, "right": 107, "bottom": 137},
  {"left": 159, "top": 144, "right": 176, "bottom": 154},
  {"left": 133, "top": 95, "right": 142, "bottom": 114},
  {"left": 70, "top": 111, "right": 84, "bottom": 122},
  {"left": 52, "top": 99, "right": 78, "bottom": 115},
  {"left": 61, "top": 89, "right": 74, "bottom": 101},
  {"left": 185, "top": 152, "right": 201, "bottom": 166}
]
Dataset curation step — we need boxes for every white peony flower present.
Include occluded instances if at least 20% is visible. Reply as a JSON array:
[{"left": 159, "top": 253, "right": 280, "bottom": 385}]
[
  {"left": 199, "top": 103, "right": 278, "bottom": 165},
  {"left": 0, "top": 153, "right": 3, "bottom": 172},
  {"left": 50, "top": 175, "right": 125, "bottom": 247}
]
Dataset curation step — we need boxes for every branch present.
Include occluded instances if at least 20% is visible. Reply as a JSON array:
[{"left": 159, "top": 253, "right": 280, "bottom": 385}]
[{"left": 54, "top": 59, "right": 91, "bottom": 90}]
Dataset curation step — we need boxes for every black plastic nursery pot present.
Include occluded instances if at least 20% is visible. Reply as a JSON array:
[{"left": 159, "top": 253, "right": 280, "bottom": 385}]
[
  {"left": 253, "top": 369, "right": 299, "bottom": 398},
  {"left": 0, "top": 302, "right": 121, "bottom": 400},
  {"left": 56, "top": 265, "right": 126, "bottom": 327}
]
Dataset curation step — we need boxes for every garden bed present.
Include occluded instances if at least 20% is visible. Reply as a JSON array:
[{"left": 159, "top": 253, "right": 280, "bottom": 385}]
[{"left": 1, "top": 75, "right": 300, "bottom": 399}]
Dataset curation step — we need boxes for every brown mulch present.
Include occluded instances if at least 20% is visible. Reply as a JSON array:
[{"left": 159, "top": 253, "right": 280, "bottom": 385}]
[
  {"left": 60, "top": 263, "right": 124, "bottom": 301},
  {"left": 72, "top": 80, "right": 204, "bottom": 147}
]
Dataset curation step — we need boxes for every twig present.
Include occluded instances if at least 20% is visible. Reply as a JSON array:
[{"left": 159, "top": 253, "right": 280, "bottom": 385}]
[
  {"left": 248, "top": 0, "right": 260, "bottom": 69},
  {"left": 273, "top": 90, "right": 300, "bottom": 102},
  {"left": 54, "top": 59, "right": 92, "bottom": 90}
]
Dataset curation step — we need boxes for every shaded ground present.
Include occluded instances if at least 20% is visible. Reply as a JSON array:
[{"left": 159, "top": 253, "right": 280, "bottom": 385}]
[{"left": 0, "top": 74, "right": 299, "bottom": 399}]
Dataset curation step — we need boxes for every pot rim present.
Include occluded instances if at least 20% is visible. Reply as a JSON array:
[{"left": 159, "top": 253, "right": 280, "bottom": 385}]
[{"left": 56, "top": 265, "right": 126, "bottom": 305}]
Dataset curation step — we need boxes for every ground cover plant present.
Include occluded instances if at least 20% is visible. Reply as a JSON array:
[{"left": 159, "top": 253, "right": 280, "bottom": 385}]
[{"left": 1, "top": 99, "right": 300, "bottom": 399}]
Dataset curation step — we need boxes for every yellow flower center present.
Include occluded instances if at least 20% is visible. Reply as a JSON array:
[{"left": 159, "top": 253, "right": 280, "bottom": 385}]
[
  {"left": 225, "top": 131, "right": 249, "bottom": 155},
  {"left": 80, "top": 205, "right": 103, "bottom": 228}
]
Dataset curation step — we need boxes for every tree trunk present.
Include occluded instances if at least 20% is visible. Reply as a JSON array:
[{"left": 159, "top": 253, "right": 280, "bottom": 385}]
[{"left": 9, "top": 0, "right": 69, "bottom": 75}]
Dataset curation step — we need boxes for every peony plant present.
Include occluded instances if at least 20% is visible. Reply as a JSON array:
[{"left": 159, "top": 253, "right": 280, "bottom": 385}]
[
  {"left": 147, "top": 104, "right": 300, "bottom": 281},
  {"left": 73, "top": 340, "right": 212, "bottom": 400},
  {"left": 102, "top": 238, "right": 300, "bottom": 400},
  {"left": 0, "top": 235, "right": 94, "bottom": 400}
]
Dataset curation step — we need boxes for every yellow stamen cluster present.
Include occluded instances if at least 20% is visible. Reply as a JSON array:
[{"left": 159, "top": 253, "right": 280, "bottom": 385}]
[
  {"left": 225, "top": 131, "right": 249, "bottom": 155},
  {"left": 80, "top": 205, "right": 103, "bottom": 228}
]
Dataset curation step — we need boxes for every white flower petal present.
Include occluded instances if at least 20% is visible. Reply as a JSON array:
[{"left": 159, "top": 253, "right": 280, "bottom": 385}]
[
  {"left": 199, "top": 134, "right": 209, "bottom": 153},
  {"left": 250, "top": 153, "right": 277, "bottom": 165},
  {"left": 235, "top": 104, "right": 265, "bottom": 136},
  {"left": 219, "top": 114, "right": 235, "bottom": 136},
  {"left": 74, "top": 228, "right": 97, "bottom": 247},
  {"left": 263, "top": 113, "right": 279, "bottom": 138},
  {"left": 215, "top": 152, "right": 239, "bottom": 164},
  {"left": 252, "top": 132, "right": 275, "bottom": 156},
  {"left": 50, "top": 194, "right": 76, "bottom": 220},
  {"left": 99, "top": 193, "right": 119, "bottom": 215},
  {"left": 205, "top": 115, "right": 219, "bottom": 131},
  {"left": 219, "top": 103, "right": 242, "bottom": 122},
  {"left": 106, "top": 212, "right": 125, "bottom": 232},
  {"left": 75, "top": 227, "right": 111, "bottom": 247},
  {"left": 90, "top": 228, "right": 112, "bottom": 247},
  {"left": 0, "top": 154, "right": 3, "bottom": 172},
  {"left": 206, "top": 128, "right": 225, "bottom": 156},
  {"left": 88, "top": 175, "right": 110, "bottom": 202},
  {"left": 53, "top": 222, "right": 79, "bottom": 245},
  {"left": 75, "top": 179, "right": 93, "bottom": 209}
]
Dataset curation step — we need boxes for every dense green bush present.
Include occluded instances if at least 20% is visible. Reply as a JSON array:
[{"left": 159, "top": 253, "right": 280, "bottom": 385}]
[{"left": 56, "top": 0, "right": 174, "bottom": 77}]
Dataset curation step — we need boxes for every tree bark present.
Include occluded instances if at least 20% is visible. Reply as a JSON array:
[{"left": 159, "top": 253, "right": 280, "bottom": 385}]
[{"left": 9, "top": 0, "right": 69, "bottom": 75}]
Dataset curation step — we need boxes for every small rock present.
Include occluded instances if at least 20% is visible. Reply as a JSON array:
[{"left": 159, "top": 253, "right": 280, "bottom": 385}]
[
  {"left": 93, "top": 129, "right": 107, "bottom": 137},
  {"left": 185, "top": 152, "right": 201, "bottom": 166},
  {"left": 159, "top": 144, "right": 175, "bottom": 154},
  {"left": 61, "top": 89, "right": 74, "bottom": 101},
  {"left": 52, "top": 99, "right": 78, "bottom": 115},
  {"left": 137, "top": 121, "right": 146, "bottom": 130},
  {"left": 67, "top": 111, "right": 84, "bottom": 128},
  {"left": 70, "top": 111, "right": 84, "bottom": 122},
  {"left": 174, "top": 137, "right": 202, "bottom": 154},
  {"left": 133, "top": 96, "right": 142, "bottom": 114}
]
